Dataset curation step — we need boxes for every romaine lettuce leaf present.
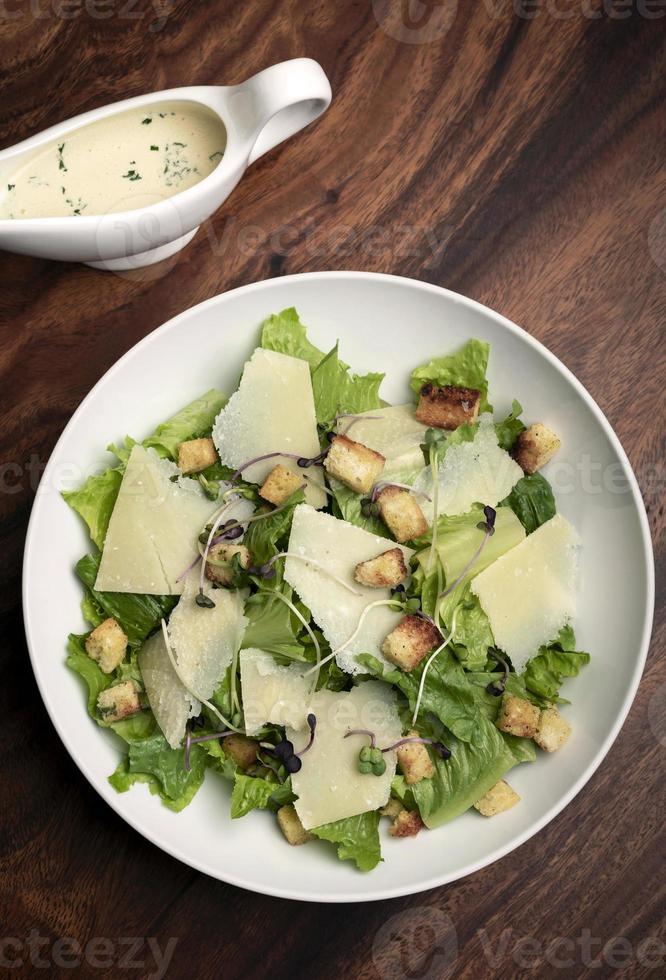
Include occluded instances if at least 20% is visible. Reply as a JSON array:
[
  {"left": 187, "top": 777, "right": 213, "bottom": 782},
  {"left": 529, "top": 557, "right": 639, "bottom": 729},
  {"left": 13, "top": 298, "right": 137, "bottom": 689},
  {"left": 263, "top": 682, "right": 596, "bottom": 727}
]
[
  {"left": 76, "top": 553, "right": 176, "bottom": 646},
  {"left": 504, "top": 473, "right": 556, "bottom": 534},
  {"left": 260, "top": 307, "right": 384, "bottom": 425},
  {"left": 409, "top": 339, "right": 491, "bottom": 411},
  {"left": 312, "top": 811, "right": 381, "bottom": 872},
  {"left": 108, "top": 727, "right": 207, "bottom": 812},
  {"left": 230, "top": 773, "right": 275, "bottom": 818},
  {"left": 524, "top": 628, "right": 590, "bottom": 700},
  {"left": 62, "top": 467, "right": 123, "bottom": 550},
  {"left": 495, "top": 399, "right": 525, "bottom": 451},
  {"left": 142, "top": 388, "right": 226, "bottom": 459},
  {"left": 66, "top": 633, "right": 112, "bottom": 713}
]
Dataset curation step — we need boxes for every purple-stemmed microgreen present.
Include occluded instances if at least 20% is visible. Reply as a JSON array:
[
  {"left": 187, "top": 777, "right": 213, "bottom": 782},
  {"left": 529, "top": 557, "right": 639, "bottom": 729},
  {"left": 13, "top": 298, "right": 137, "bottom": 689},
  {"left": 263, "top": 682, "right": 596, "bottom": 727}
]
[
  {"left": 344, "top": 728, "right": 451, "bottom": 775},
  {"left": 263, "top": 716, "right": 318, "bottom": 775},
  {"left": 370, "top": 482, "right": 432, "bottom": 503},
  {"left": 249, "top": 552, "right": 362, "bottom": 595},
  {"left": 438, "top": 505, "right": 497, "bottom": 602},
  {"left": 337, "top": 413, "right": 381, "bottom": 435}
]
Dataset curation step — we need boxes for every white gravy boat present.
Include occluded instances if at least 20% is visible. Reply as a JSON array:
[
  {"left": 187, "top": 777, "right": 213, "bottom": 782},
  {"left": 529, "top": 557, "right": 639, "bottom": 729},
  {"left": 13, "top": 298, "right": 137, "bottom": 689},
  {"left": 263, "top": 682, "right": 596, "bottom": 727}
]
[{"left": 0, "top": 58, "right": 331, "bottom": 270}]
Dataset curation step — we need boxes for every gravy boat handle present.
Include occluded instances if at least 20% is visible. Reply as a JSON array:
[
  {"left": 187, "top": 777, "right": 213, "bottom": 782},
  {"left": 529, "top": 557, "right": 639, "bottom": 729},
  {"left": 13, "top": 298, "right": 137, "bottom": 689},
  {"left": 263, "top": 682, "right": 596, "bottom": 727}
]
[{"left": 232, "top": 58, "right": 332, "bottom": 165}]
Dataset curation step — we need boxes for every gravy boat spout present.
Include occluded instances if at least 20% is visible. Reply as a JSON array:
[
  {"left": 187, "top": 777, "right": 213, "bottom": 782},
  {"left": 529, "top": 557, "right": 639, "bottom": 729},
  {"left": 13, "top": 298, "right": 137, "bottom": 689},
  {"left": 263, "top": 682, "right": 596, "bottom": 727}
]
[{"left": 0, "top": 58, "right": 331, "bottom": 270}]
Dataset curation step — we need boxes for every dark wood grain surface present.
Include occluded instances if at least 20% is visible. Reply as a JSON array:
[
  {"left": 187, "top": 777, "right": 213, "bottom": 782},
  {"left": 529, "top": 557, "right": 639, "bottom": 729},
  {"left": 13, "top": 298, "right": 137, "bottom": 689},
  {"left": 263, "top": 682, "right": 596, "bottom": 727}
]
[{"left": 1, "top": 1, "right": 664, "bottom": 977}]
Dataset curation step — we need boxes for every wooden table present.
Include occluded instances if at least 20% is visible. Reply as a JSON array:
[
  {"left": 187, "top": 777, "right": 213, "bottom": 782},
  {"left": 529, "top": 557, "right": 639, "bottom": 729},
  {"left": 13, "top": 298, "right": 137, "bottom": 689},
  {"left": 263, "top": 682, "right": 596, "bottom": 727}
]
[{"left": 1, "top": 2, "right": 664, "bottom": 977}]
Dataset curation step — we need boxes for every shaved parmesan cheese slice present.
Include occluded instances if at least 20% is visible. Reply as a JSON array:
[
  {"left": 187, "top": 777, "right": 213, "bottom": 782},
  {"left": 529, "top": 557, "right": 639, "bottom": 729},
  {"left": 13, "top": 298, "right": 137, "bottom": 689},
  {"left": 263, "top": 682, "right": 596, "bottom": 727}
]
[
  {"left": 284, "top": 505, "right": 413, "bottom": 674},
  {"left": 240, "top": 648, "right": 310, "bottom": 735},
  {"left": 337, "top": 405, "right": 428, "bottom": 483},
  {"left": 139, "top": 629, "right": 199, "bottom": 749},
  {"left": 212, "top": 348, "right": 326, "bottom": 508},
  {"left": 471, "top": 514, "right": 580, "bottom": 669},
  {"left": 168, "top": 575, "right": 248, "bottom": 703},
  {"left": 95, "top": 445, "right": 219, "bottom": 595},
  {"left": 414, "top": 414, "right": 523, "bottom": 518},
  {"left": 287, "top": 681, "right": 402, "bottom": 830}
]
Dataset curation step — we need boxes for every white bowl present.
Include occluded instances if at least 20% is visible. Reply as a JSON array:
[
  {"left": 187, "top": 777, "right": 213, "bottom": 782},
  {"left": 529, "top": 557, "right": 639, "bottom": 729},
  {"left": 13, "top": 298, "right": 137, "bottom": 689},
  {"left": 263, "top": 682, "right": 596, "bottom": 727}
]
[{"left": 23, "top": 272, "right": 654, "bottom": 902}]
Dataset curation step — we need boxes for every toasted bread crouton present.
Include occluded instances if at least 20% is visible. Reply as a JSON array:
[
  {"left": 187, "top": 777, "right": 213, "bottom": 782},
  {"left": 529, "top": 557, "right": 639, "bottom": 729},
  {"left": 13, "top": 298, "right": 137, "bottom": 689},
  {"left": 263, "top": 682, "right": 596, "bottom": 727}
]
[
  {"left": 389, "top": 809, "right": 424, "bottom": 837},
  {"left": 259, "top": 464, "right": 303, "bottom": 506},
  {"left": 277, "top": 804, "right": 314, "bottom": 845},
  {"left": 97, "top": 681, "right": 141, "bottom": 723},
  {"left": 177, "top": 437, "right": 218, "bottom": 474},
  {"left": 85, "top": 617, "right": 128, "bottom": 674},
  {"left": 204, "top": 542, "right": 251, "bottom": 586},
  {"left": 382, "top": 615, "right": 441, "bottom": 672},
  {"left": 222, "top": 734, "right": 258, "bottom": 770},
  {"left": 534, "top": 706, "right": 571, "bottom": 753},
  {"left": 354, "top": 547, "right": 408, "bottom": 589},
  {"left": 376, "top": 486, "right": 428, "bottom": 543},
  {"left": 474, "top": 779, "right": 520, "bottom": 817},
  {"left": 397, "top": 730, "right": 435, "bottom": 785},
  {"left": 512, "top": 423, "right": 560, "bottom": 474},
  {"left": 379, "top": 798, "right": 405, "bottom": 820},
  {"left": 323, "top": 434, "right": 385, "bottom": 494},
  {"left": 497, "top": 692, "right": 540, "bottom": 738},
  {"left": 416, "top": 383, "right": 481, "bottom": 430}
]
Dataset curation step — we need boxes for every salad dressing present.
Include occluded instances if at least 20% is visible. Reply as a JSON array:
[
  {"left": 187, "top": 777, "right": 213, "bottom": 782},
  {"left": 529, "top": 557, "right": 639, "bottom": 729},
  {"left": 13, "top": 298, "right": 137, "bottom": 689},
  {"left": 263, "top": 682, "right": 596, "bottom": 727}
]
[{"left": 0, "top": 101, "right": 226, "bottom": 219}]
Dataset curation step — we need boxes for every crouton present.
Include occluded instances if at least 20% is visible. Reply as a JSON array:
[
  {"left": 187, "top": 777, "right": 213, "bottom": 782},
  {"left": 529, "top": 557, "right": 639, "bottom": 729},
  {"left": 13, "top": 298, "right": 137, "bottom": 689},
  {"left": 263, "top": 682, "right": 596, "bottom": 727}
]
[
  {"left": 177, "top": 437, "right": 218, "bottom": 474},
  {"left": 354, "top": 547, "right": 408, "bottom": 589},
  {"left": 379, "top": 798, "right": 405, "bottom": 820},
  {"left": 534, "top": 706, "right": 572, "bottom": 753},
  {"left": 222, "top": 734, "right": 258, "bottom": 770},
  {"left": 396, "top": 730, "right": 435, "bottom": 785},
  {"left": 474, "top": 779, "right": 521, "bottom": 817},
  {"left": 512, "top": 423, "right": 560, "bottom": 474},
  {"left": 389, "top": 809, "right": 424, "bottom": 837},
  {"left": 323, "top": 434, "right": 385, "bottom": 494},
  {"left": 416, "top": 383, "right": 481, "bottom": 430},
  {"left": 85, "top": 617, "right": 128, "bottom": 674},
  {"left": 97, "top": 681, "right": 141, "bottom": 723},
  {"left": 376, "top": 486, "right": 428, "bottom": 543},
  {"left": 259, "top": 464, "right": 303, "bottom": 506},
  {"left": 496, "top": 692, "right": 540, "bottom": 739},
  {"left": 204, "top": 542, "right": 251, "bottom": 586},
  {"left": 381, "top": 615, "right": 441, "bottom": 672},
  {"left": 277, "top": 804, "right": 314, "bottom": 845}
]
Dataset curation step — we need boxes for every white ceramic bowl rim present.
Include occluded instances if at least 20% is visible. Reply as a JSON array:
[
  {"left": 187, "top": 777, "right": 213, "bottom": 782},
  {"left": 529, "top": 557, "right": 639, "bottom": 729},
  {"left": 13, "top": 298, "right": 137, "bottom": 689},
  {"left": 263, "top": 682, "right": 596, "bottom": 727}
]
[{"left": 22, "top": 272, "right": 655, "bottom": 902}]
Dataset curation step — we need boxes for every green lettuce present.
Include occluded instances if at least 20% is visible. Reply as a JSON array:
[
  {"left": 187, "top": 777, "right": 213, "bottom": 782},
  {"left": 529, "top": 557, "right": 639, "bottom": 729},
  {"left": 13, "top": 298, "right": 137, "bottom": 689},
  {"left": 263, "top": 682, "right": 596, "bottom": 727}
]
[
  {"left": 109, "top": 726, "right": 207, "bottom": 812},
  {"left": 312, "top": 811, "right": 381, "bottom": 872},
  {"left": 504, "top": 473, "right": 556, "bottom": 534},
  {"left": 76, "top": 553, "right": 176, "bottom": 646},
  {"left": 260, "top": 307, "right": 384, "bottom": 425},
  {"left": 524, "top": 627, "right": 590, "bottom": 700},
  {"left": 243, "top": 489, "right": 304, "bottom": 566},
  {"left": 412, "top": 717, "right": 532, "bottom": 827},
  {"left": 359, "top": 651, "right": 480, "bottom": 744},
  {"left": 142, "top": 389, "right": 226, "bottom": 459},
  {"left": 330, "top": 479, "right": 390, "bottom": 537},
  {"left": 62, "top": 467, "right": 123, "bottom": 550},
  {"left": 495, "top": 399, "right": 525, "bottom": 451},
  {"left": 410, "top": 339, "right": 491, "bottom": 412},
  {"left": 230, "top": 774, "right": 275, "bottom": 818},
  {"left": 66, "top": 634, "right": 112, "bottom": 713}
]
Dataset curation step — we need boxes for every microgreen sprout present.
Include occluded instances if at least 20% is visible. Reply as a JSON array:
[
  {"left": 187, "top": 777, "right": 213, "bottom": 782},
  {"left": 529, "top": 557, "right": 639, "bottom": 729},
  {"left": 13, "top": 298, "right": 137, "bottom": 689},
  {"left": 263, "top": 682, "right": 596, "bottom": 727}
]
[
  {"left": 358, "top": 745, "right": 386, "bottom": 776},
  {"left": 438, "top": 505, "right": 497, "bottom": 601},
  {"left": 485, "top": 648, "right": 510, "bottom": 697},
  {"left": 382, "top": 735, "right": 451, "bottom": 760},
  {"left": 304, "top": 598, "right": 405, "bottom": 675},
  {"left": 370, "top": 482, "right": 432, "bottom": 503},
  {"left": 336, "top": 413, "right": 381, "bottom": 435},
  {"left": 264, "top": 722, "right": 316, "bottom": 774},
  {"left": 411, "top": 604, "right": 461, "bottom": 725},
  {"left": 344, "top": 729, "right": 450, "bottom": 773},
  {"left": 184, "top": 729, "right": 235, "bottom": 772},
  {"left": 249, "top": 552, "right": 362, "bottom": 595},
  {"left": 231, "top": 451, "right": 313, "bottom": 482},
  {"left": 160, "top": 620, "right": 243, "bottom": 736},
  {"left": 360, "top": 498, "right": 380, "bottom": 519},
  {"left": 297, "top": 446, "right": 330, "bottom": 468},
  {"left": 195, "top": 592, "right": 216, "bottom": 608},
  {"left": 298, "top": 714, "right": 317, "bottom": 755}
]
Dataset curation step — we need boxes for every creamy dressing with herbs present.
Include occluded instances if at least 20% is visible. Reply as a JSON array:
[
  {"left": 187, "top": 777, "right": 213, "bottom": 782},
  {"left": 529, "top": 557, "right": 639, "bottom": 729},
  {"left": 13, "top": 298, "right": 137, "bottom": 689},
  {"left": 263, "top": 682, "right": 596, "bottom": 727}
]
[{"left": 0, "top": 101, "right": 226, "bottom": 219}]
